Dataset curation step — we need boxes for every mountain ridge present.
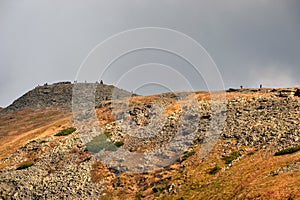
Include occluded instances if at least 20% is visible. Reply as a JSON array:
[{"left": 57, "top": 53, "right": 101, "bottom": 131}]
[
  {"left": 1, "top": 84, "right": 300, "bottom": 199},
  {"left": 1, "top": 82, "right": 133, "bottom": 114}
]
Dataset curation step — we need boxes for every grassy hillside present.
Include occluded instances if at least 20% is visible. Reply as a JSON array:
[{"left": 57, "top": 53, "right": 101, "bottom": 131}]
[{"left": 0, "top": 108, "right": 72, "bottom": 161}]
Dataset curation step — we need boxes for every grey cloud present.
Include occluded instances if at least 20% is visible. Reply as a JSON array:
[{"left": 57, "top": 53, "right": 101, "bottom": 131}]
[{"left": 0, "top": 0, "right": 299, "bottom": 106}]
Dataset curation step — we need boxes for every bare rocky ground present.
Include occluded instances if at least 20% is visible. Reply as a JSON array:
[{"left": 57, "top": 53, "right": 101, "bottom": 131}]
[
  {"left": 1, "top": 83, "right": 300, "bottom": 199},
  {"left": 0, "top": 134, "right": 103, "bottom": 199}
]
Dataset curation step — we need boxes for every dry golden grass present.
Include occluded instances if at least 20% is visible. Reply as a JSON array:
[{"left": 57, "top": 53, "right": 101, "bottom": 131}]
[
  {"left": 0, "top": 108, "right": 72, "bottom": 161},
  {"left": 96, "top": 104, "right": 115, "bottom": 126},
  {"left": 95, "top": 141, "right": 300, "bottom": 200},
  {"left": 165, "top": 102, "right": 180, "bottom": 114},
  {"left": 166, "top": 145, "right": 300, "bottom": 200},
  {"left": 128, "top": 95, "right": 160, "bottom": 104},
  {"left": 91, "top": 160, "right": 114, "bottom": 183}
]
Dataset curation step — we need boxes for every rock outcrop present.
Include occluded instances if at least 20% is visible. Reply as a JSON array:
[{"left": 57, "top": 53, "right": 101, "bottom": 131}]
[
  {"left": 103, "top": 88, "right": 300, "bottom": 153},
  {"left": 1, "top": 82, "right": 132, "bottom": 113},
  {"left": 223, "top": 95, "right": 300, "bottom": 149}
]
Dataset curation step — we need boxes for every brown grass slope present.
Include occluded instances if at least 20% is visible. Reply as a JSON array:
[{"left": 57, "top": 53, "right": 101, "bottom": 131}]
[
  {"left": 0, "top": 108, "right": 72, "bottom": 161},
  {"left": 85, "top": 139, "right": 300, "bottom": 200}
]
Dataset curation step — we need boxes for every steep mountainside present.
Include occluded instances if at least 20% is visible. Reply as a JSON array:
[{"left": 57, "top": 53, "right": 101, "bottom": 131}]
[{"left": 0, "top": 84, "right": 300, "bottom": 199}]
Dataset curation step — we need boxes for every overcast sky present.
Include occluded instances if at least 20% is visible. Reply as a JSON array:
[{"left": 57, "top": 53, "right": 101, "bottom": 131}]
[{"left": 0, "top": 0, "right": 300, "bottom": 107}]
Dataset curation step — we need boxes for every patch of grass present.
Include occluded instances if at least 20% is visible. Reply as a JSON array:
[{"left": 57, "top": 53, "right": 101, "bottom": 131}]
[
  {"left": 54, "top": 127, "right": 76, "bottom": 136},
  {"left": 190, "top": 182, "right": 201, "bottom": 190},
  {"left": 180, "top": 151, "right": 196, "bottom": 162},
  {"left": 104, "top": 132, "right": 112, "bottom": 138},
  {"left": 90, "top": 160, "right": 112, "bottom": 183},
  {"left": 135, "top": 192, "right": 145, "bottom": 199},
  {"left": 209, "top": 165, "right": 221, "bottom": 175},
  {"left": 222, "top": 151, "right": 241, "bottom": 165},
  {"left": 91, "top": 161, "right": 102, "bottom": 183},
  {"left": 16, "top": 161, "right": 35, "bottom": 170},
  {"left": 274, "top": 146, "right": 300, "bottom": 156},
  {"left": 85, "top": 134, "right": 117, "bottom": 153},
  {"left": 114, "top": 141, "right": 124, "bottom": 147}
]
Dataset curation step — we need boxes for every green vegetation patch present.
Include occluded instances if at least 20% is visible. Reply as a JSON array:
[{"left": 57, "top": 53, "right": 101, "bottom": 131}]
[
  {"left": 180, "top": 151, "right": 196, "bottom": 162},
  {"left": 16, "top": 161, "right": 35, "bottom": 170},
  {"left": 209, "top": 165, "right": 222, "bottom": 175},
  {"left": 135, "top": 192, "right": 145, "bottom": 200},
  {"left": 274, "top": 145, "right": 300, "bottom": 156},
  {"left": 85, "top": 134, "right": 124, "bottom": 153},
  {"left": 54, "top": 127, "right": 76, "bottom": 136},
  {"left": 222, "top": 151, "right": 241, "bottom": 165},
  {"left": 104, "top": 132, "right": 112, "bottom": 138},
  {"left": 114, "top": 141, "right": 124, "bottom": 147}
]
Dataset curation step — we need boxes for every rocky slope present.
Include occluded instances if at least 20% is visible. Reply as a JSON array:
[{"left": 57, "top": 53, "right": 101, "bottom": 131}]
[
  {"left": 0, "top": 135, "right": 103, "bottom": 199},
  {"left": 0, "top": 84, "right": 300, "bottom": 199}
]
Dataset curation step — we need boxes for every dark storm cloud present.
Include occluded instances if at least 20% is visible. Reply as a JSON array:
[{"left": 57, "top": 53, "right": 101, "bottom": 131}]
[{"left": 0, "top": 0, "right": 299, "bottom": 106}]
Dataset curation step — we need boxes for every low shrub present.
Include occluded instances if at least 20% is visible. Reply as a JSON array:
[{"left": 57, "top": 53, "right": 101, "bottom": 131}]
[
  {"left": 222, "top": 151, "right": 241, "bottom": 164},
  {"left": 209, "top": 165, "right": 221, "bottom": 175},
  {"left": 16, "top": 161, "right": 35, "bottom": 170},
  {"left": 114, "top": 141, "right": 124, "bottom": 147},
  {"left": 275, "top": 145, "right": 300, "bottom": 156},
  {"left": 54, "top": 127, "right": 76, "bottom": 136},
  {"left": 152, "top": 185, "right": 165, "bottom": 193}
]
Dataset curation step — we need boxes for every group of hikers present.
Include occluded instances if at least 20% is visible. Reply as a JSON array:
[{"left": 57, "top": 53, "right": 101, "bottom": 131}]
[{"left": 240, "top": 84, "right": 263, "bottom": 89}]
